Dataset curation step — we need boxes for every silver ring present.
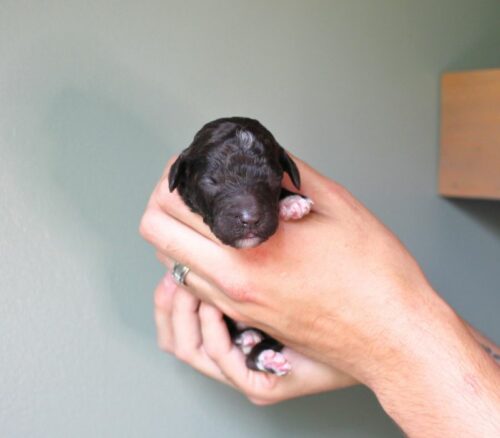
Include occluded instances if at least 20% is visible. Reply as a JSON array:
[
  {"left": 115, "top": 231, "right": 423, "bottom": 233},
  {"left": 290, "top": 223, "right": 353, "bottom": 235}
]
[{"left": 172, "top": 262, "right": 190, "bottom": 286}]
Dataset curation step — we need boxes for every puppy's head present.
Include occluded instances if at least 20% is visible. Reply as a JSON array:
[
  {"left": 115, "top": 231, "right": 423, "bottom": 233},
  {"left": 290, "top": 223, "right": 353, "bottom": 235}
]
[{"left": 169, "top": 117, "right": 300, "bottom": 248}]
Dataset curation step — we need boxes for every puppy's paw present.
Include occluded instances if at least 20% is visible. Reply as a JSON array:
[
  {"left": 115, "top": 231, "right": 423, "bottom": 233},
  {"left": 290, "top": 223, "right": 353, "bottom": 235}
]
[
  {"left": 279, "top": 195, "right": 313, "bottom": 220},
  {"left": 255, "top": 349, "right": 292, "bottom": 376},
  {"left": 234, "top": 330, "right": 264, "bottom": 355}
]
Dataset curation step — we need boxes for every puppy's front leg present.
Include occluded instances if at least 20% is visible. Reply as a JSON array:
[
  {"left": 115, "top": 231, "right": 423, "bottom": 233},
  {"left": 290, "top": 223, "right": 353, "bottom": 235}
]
[{"left": 279, "top": 188, "right": 313, "bottom": 220}]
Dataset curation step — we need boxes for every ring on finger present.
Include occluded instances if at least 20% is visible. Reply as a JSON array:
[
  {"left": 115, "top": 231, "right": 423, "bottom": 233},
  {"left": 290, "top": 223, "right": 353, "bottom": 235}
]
[{"left": 172, "top": 261, "right": 191, "bottom": 286}]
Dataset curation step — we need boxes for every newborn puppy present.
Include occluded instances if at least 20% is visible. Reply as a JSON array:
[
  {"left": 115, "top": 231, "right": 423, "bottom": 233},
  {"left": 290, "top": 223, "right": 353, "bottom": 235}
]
[{"left": 169, "top": 117, "right": 312, "bottom": 375}]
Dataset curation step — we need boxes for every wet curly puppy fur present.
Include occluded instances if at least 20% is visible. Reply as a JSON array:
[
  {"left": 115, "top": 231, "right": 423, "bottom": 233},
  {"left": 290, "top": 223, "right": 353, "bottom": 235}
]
[
  {"left": 168, "top": 117, "right": 312, "bottom": 376},
  {"left": 169, "top": 116, "right": 305, "bottom": 249}
]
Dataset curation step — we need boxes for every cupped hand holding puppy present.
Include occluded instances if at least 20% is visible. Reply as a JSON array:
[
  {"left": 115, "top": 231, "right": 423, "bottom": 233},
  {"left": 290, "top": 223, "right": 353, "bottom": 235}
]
[
  {"left": 140, "top": 156, "right": 500, "bottom": 436},
  {"left": 153, "top": 269, "right": 357, "bottom": 405}
]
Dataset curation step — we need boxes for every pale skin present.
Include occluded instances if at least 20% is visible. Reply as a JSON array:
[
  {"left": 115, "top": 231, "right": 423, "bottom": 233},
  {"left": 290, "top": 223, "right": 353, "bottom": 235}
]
[{"left": 140, "top": 155, "right": 500, "bottom": 437}]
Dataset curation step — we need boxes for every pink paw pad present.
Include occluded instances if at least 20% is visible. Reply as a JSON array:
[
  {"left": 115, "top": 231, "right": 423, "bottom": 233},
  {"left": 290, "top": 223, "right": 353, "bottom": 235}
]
[
  {"left": 279, "top": 195, "right": 313, "bottom": 220},
  {"left": 256, "top": 349, "right": 292, "bottom": 376},
  {"left": 234, "top": 330, "right": 264, "bottom": 355}
]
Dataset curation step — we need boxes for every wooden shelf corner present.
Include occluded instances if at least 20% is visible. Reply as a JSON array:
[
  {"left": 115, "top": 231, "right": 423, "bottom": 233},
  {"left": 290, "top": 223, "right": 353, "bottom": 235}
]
[{"left": 439, "top": 68, "right": 500, "bottom": 200}]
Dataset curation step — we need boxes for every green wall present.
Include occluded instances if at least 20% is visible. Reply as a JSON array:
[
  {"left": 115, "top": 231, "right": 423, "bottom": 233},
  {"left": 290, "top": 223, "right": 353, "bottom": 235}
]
[{"left": 1, "top": 1, "right": 499, "bottom": 437}]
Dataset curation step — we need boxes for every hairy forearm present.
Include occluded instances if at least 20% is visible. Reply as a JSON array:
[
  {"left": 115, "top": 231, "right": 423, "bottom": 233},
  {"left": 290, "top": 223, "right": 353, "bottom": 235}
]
[
  {"left": 464, "top": 321, "right": 500, "bottom": 366},
  {"left": 359, "top": 290, "right": 500, "bottom": 437}
]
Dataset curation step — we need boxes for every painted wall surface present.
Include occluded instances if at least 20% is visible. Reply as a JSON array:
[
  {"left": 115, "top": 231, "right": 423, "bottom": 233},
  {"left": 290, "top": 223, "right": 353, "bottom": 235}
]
[{"left": 1, "top": 1, "right": 499, "bottom": 437}]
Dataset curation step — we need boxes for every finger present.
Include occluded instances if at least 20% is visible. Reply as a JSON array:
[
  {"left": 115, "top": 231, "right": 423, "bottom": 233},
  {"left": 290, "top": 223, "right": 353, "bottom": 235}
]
[
  {"left": 199, "top": 303, "right": 279, "bottom": 395},
  {"left": 140, "top": 206, "right": 242, "bottom": 293},
  {"left": 152, "top": 154, "right": 216, "bottom": 243},
  {"left": 155, "top": 251, "right": 174, "bottom": 271},
  {"left": 199, "top": 303, "right": 250, "bottom": 380},
  {"left": 175, "top": 259, "right": 245, "bottom": 324},
  {"left": 158, "top": 274, "right": 235, "bottom": 386},
  {"left": 154, "top": 273, "right": 178, "bottom": 353},
  {"left": 171, "top": 286, "right": 203, "bottom": 355},
  {"left": 155, "top": 181, "right": 215, "bottom": 242},
  {"left": 145, "top": 155, "right": 180, "bottom": 210}
]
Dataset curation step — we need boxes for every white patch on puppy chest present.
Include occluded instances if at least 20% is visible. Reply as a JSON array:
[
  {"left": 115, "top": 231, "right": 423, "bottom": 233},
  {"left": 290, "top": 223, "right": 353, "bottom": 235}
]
[{"left": 279, "top": 195, "right": 313, "bottom": 220}]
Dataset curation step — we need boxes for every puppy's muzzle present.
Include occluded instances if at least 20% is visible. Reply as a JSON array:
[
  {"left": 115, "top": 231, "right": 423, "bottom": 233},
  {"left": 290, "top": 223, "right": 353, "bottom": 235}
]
[{"left": 211, "top": 193, "right": 278, "bottom": 248}]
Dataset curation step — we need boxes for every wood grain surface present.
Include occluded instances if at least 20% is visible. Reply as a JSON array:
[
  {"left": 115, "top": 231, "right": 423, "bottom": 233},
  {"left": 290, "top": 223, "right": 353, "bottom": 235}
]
[{"left": 439, "top": 69, "right": 500, "bottom": 200}]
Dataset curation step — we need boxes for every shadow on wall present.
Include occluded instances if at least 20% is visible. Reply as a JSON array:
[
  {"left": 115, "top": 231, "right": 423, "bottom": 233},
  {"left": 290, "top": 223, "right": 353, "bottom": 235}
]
[
  {"left": 45, "top": 86, "right": 186, "bottom": 339},
  {"left": 447, "top": 199, "right": 500, "bottom": 240},
  {"left": 444, "top": 23, "right": 500, "bottom": 73},
  {"left": 249, "top": 385, "right": 403, "bottom": 438}
]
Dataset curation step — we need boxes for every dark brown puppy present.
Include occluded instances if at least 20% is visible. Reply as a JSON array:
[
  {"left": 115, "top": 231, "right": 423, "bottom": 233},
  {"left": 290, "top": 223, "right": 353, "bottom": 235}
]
[
  {"left": 169, "top": 116, "right": 304, "bottom": 249},
  {"left": 169, "top": 117, "right": 312, "bottom": 375}
]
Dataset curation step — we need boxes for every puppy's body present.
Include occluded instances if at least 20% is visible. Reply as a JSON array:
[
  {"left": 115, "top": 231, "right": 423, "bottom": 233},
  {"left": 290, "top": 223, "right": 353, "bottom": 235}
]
[{"left": 169, "top": 117, "right": 312, "bottom": 375}]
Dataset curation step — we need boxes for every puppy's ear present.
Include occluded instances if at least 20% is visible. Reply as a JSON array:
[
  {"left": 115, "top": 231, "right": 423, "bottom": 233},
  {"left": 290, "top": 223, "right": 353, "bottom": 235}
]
[
  {"left": 168, "top": 153, "right": 187, "bottom": 192},
  {"left": 279, "top": 147, "right": 301, "bottom": 189}
]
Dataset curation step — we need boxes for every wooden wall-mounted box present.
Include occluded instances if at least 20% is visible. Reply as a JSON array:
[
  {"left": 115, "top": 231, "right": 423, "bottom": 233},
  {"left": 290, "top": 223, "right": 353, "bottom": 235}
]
[{"left": 439, "top": 68, "right": 500, "bottom": 200}]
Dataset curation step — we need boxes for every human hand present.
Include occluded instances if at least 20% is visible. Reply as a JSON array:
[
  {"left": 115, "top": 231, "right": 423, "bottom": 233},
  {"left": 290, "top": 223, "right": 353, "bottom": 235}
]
[
  {"left": 153, "top": 269, "right": 357, "bottom": 405},
  {"left": 141, "top": 155, "right": 500, "bottom": 437},
  {"left": 141, "top": 155, "right": 437, "bottom": 384}
]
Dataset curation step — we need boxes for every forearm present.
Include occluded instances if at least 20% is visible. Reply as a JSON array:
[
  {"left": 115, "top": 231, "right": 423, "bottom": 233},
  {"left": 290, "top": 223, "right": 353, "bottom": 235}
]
[
  {"left": 363, "top": 290, "right": 500, "bottom": 437},
  {"left": 464, "top": 320, "right": 500, "bottom": 365}
]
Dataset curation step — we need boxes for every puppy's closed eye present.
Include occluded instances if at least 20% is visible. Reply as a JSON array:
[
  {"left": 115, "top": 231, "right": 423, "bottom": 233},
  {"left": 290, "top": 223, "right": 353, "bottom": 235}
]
[
  {"left": 200, "top": 176, "right": 219, "bottom": 186},
  {"left": 199, "top": 177, "right": 222, "bottom": 195}
]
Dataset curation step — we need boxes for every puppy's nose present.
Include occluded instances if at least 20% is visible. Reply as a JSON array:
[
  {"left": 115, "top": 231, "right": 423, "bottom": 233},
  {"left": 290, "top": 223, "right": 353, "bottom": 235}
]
[{"left": 238, "top": 209, "right": 261, "bottom": 227}]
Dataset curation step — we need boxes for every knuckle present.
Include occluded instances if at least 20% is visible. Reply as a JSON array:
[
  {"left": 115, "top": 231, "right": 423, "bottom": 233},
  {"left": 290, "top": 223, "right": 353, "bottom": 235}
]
[
  {"left": 202, "top": 342, "right": 222, "bottom": 361},
  {"left": 198, "top": 302, "right": 217, "bottom": 321},
  {"left": 138, "top": 213, "right": 150, "bottom": 240},
  {"left": 327, "top": 181, "right": 357, "bottom": 208},
  {"left": 325, "top": 180, "right": 347, "bottom": 199},
  {"left": 163, "top": 240, "right": 184, "bottom": 260},
  {"left": 140, "top": 211, "right": 184, "bottom": 258},
  {"left": 155, "top": 251, "right": 170, "bottom": 266},
  {"left": 230, "top": 287, "right": 252, "bottom": 303},
  {"left": 154, "top": 286, "right": 170, "bottom": 309},
  {"left": 219, "top": 275, "right": 256, "bottom": 304},
  {"left": 139, "top": 210, "right": 160, "bottom": 242},
  {"left": 174, "top": 347, "right": 193, "bottom": 363},
  {"left": 157, "top": 178, "right": 170, "bottom": 202},
  {"left": 157, "top": 338, "right": 173, "bottom": 354},
  {"left": 157, "top": 177, "right": 177, "bottom": 208},
  {"left": 153, "top": 291, "right": 163, "bottom": 309}
]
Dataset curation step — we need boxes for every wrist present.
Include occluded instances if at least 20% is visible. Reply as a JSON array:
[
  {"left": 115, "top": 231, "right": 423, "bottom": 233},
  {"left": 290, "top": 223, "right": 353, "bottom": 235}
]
[
  {"left": 360, "top": 287, "right": 500, "bottom": 436},
  {"left": 322, "top": 281, "right": 448, "bottom": 386},
  {"left": 363, "top": 285, "right": 458, "bottom": 387}
]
